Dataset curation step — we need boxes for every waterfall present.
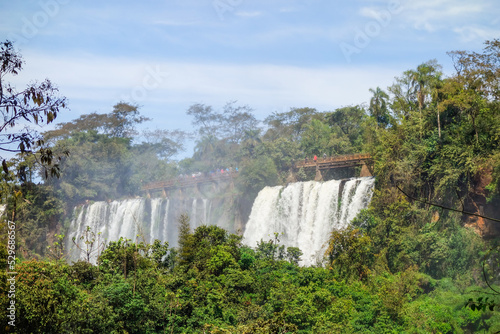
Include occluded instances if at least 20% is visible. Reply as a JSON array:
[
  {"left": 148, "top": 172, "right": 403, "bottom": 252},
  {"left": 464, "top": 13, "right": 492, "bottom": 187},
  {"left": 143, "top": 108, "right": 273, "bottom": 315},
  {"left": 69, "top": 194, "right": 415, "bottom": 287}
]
[
  {"left": 67, "top": 197, "right": 217, "bottom": 263},
  {"left": 243, "top": 177, "right": 375, "bottom": 266},
  {"left": 67, "top": 177, "right": 375, "bottom": 265}
]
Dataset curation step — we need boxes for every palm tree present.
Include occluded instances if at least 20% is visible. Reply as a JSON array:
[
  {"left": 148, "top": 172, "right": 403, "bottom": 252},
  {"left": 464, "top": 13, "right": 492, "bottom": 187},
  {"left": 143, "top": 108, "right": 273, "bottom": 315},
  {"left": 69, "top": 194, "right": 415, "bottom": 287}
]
[
  {"left": 408, "top": 60, "right": 442, "bottom": 138},
  {"left": 368, "top": 87, "right": 390, "bottom": 127}
]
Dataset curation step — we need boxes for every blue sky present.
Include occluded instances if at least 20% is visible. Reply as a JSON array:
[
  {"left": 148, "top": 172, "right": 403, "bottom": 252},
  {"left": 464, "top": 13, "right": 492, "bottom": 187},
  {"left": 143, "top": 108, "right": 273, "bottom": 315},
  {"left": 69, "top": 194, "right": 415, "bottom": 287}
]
[{"left": 1, "top": 0, "right": 499, "bottom": 157}]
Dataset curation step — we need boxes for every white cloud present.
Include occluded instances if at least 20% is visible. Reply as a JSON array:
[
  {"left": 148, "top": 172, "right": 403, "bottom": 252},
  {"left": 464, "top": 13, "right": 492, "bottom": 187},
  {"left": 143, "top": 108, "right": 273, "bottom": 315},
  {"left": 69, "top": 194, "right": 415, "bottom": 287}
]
[
  {"left": 453, "top": 26, "right": 500, "bottom": 43},
  {"left": 401, "top": 0, "right": 487, "bottom": 31},
  {"left": 8, "top": 52, "right": 401, "bottom": 124},
  {"left": 356, "top": 0, "right": 498, "bottom": 43},
  {"left": 359, "top": 7, "right": 383, "bottom": 20}
]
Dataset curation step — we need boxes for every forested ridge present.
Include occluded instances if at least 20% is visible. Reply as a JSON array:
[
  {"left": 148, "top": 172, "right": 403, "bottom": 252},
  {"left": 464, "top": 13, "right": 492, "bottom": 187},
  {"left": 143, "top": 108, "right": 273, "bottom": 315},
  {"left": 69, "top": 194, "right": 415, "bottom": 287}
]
[{"left": 1, "top": 40, "right": 500, "bottom": 333}]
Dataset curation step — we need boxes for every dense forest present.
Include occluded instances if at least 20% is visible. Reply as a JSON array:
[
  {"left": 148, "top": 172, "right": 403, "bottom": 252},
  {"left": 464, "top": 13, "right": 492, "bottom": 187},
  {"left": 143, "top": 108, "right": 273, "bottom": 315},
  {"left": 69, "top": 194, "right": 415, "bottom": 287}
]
[{"left": 1, "top": 39, "right": 500, "bottom": 333}]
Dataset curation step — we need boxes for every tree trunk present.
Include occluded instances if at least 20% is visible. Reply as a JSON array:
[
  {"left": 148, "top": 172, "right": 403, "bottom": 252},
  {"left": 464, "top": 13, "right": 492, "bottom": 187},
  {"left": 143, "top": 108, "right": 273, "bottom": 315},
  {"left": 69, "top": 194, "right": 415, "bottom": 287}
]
[{"left": 437, "top": 102, "right": 441, "bottom": 138}]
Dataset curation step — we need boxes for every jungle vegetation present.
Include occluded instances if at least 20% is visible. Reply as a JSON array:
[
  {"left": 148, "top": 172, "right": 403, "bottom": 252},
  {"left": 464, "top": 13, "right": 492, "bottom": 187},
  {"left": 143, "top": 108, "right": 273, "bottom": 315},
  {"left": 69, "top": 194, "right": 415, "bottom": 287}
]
[{"left": 0, "top": 39, "right": 500, "bottom": 333}]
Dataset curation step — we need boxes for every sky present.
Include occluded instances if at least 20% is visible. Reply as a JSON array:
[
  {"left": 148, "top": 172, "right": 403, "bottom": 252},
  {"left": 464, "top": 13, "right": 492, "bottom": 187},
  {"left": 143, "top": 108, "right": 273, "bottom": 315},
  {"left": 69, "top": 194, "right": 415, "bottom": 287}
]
[{"left": 1, "top": 0, "right": 499, "bottom": 158}]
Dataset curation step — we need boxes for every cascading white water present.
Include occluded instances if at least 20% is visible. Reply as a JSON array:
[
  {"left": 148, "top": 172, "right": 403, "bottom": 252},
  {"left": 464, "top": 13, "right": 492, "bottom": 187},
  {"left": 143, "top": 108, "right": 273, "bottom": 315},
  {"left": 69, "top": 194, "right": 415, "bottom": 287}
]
[
  {"left": 67, "top": 197, "right": 216, "bottom": 263},
  {"left": 150, "top": 198, "right": 163, "bottom": 243},
  {"left": 243, "top": 177, "right": 375, "bottom": 266},
  {"left": 67, "top": 177, "right": 374, "bottom": 264}
]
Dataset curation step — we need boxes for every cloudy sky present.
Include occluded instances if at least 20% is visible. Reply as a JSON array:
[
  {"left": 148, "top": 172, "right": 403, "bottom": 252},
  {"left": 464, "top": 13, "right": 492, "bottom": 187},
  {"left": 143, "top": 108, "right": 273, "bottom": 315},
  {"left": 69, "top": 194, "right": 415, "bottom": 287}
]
[{"left": 1, "top": 0, "right": 499, "bottom": 156}]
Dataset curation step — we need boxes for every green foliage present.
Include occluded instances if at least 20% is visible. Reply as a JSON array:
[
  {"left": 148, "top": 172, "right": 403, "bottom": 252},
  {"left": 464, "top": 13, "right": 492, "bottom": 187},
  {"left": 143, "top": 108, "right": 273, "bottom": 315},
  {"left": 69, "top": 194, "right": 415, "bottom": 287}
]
[
  {"left": 369, "top": 86, "right": 391, "bottom": 127},
  {"left": 45, "top": 102, "right": 149, "bottom": 140},
  {"left": 48, "top": 130, "right": 134, "bottom": 201},
  {"left": 263, "top": 107, "right": 320, "bottom": 141},
  {"left": 7, "top": 184, "right": 65, "bottom": 257},
  {"left": 325, "top": 227, "right": 374, "bottom": 281},
  {"left": 188, "top": 101, "right": 259, "bottom": 144},
  {"left": 326, "top": 105, "right": 367, "bottom": 153},
  {"left": 3, "top": 39, "right": 500, "bottom": 334},
  {"left": 0, "top": 223, "right": 496, "bottom": 333},
  {"left": 237, "top": 156, "right": 278, "bottom": 198},
  {"left": 98, "top": 237, "right": 166, "bottom": 277},
  {"left": 177, "top": 221, "right": 242, "bottom": 277},
  {"left": 300, "top": 118, "right": 332, "bottom": 157},
  {"left": 238, "top": 246, "right": 256, "bottom": 270}
]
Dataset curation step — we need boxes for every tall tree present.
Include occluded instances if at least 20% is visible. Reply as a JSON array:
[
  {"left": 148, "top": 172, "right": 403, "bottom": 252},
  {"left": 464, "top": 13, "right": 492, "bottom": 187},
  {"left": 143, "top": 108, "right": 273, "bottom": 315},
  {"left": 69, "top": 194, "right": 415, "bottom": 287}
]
[
  {"left": 407, "top": 60, "right": 443, "bottom": 138},
  {"left": 187, "top": 103, "right": 222, "bottom": 138},
  {"left": 368, "top": 87, "right": 390, "bottom": 128},
  {"left": 430, "top": 76, "right": 445, "bottom": 138},
  {"left": 446, "top": 39, "right": 500, "bottom": 144},
  {"left": 221, "top": 101, "right": 259, "bottom": 144},
  {"left": 187, "top": 101, "right": 259, "bottom": 143},
  {"left": 448, "top": 39, "right": 500, "bottom": 101}
]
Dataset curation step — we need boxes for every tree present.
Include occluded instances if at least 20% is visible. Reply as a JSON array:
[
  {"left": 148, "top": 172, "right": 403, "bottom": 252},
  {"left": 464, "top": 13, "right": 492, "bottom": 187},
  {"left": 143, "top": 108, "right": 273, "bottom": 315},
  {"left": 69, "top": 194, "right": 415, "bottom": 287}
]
[
  {"left": 388, "top": 72, "right": 415, "bottom": 121},
  {"left": 0, "top": 40, "right": 68, "bottom": 178},
  {"left": 187, "top": 103, "right": 222, "bottom": 138},
  {"left": 43, "top": 104, "right": 187, "bottom": 201},
  {"left": 263, "top": 107, "right": 319, "bottom": 141},
  {"left": 448, "top": 39, "right": 500, "bottom": 101},
  {"left": 187, "top": 101, "right": 259, "bottom": 143},
  {"left": 368, "top": 87, "right": 390, "bottom": 127},
  {"left": 325, "top": 227, "right": 373, "bottom": 281},
  {"left": 300, "top": 118, "right": 332, "bottom": 156},
  {"left": 141, "top": 128, "right": 187, "bottom": 160},
  {"left": 445, "top": 39, "right": 500, "bottom": 144},
  {"left": 44, "top": 102, "right": 150, "bottom": 141},
  {"left": 406, "top": 60, "right": 443, "bottom": 138},
  {"left": 221, "top": 101, "right": 259, "bottom": 144},
  {"left": 241, "top": 128, "right": 262, "bottom": 158},
  {"left": 46, "top": 131, "right": 134, "bottom": 202},
  {"left": 326, "top": 105, "right": 367, "bottom": 154},
  {"left": 237, "top": 156, "right": 278, "bottom": 199},
  {"left": 409, "top": 61, "right": 441, "bottom": 113},
  {"left": 430, "top": 77, "right": 445, "bottom": 138}
]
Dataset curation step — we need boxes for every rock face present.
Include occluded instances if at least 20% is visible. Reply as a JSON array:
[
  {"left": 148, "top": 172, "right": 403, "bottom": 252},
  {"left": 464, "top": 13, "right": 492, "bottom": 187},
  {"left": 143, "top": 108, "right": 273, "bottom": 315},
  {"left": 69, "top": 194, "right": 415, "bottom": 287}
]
[{"left": 464, "top": 167, "right": 500, "bottom": 238}]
